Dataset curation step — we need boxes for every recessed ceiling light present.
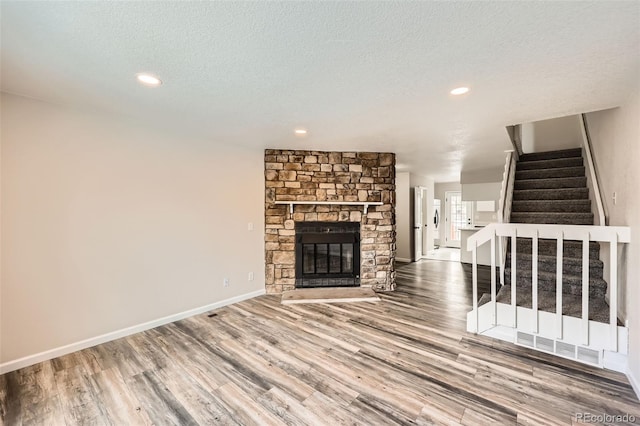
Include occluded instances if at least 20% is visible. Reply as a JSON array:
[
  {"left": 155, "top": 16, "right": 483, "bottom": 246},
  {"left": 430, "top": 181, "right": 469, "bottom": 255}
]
[
  {"left": 450, "top": 87, "right": 469, "bottom": 95},
  {"left": 136, "top": 73, "right": 162, "bottom": 87},
  {"left": 294, "top": 129, "right": 307, "bottom": 135}
]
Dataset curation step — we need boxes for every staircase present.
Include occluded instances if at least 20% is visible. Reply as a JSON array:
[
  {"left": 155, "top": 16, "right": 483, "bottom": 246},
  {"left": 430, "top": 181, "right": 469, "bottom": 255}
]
[
  {"left": 480, "top": 148, "right": 611, "bottom": 322},
  {"left": 468, "top": 144, "right": 631, "bottom": 370},
  {"left": 512, "top": 148, "right": 592, "bottom": 225}
]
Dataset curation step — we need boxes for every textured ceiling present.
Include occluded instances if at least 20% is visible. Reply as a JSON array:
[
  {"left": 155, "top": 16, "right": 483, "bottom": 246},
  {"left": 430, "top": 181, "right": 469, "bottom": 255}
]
[{"left": 2, "top": 1, "right": 639, "bottom": 181}]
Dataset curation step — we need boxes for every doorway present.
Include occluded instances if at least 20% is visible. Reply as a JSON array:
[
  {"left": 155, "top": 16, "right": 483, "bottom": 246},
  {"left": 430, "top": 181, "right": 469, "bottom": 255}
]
[{"left": 444, "top": 191, "right": 472, "bottom": 248}]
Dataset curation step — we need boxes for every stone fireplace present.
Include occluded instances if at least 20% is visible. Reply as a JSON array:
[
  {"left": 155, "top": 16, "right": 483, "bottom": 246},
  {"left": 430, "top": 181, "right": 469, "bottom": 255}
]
[{"left": 265, "top": 150, "right": 396, "bottom": 294}]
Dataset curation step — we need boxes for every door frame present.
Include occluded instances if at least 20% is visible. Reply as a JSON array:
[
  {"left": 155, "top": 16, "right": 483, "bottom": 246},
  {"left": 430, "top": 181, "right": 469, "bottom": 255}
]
[
  {"left": 414, "top": 186, "right": 432, "bottom": 260},
  {"left": 414, "top": 187, "right": 424, "bottom": 260}
]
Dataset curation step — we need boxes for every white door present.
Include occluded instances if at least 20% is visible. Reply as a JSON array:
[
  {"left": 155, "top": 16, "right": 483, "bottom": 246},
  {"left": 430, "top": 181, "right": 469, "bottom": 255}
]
[
  {"left": 433, "top": 199, "right": 441, "bottom": 247},
  {"left": 414, "top": 187, "right": 423, "bottom": 259},
  {"left": 422, "top": 188, "right": 433, "bottom": 254},
  {"left": 445, "top": 191, "right": 472, "bottom": 248}
]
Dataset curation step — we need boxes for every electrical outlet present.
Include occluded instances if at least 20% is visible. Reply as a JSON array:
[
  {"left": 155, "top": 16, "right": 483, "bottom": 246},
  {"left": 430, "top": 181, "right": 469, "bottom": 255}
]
[
  {"left": 223, "top": 278, "right": 230, "bottom": 287},
  {"left": 248, "top": 272, "right": 254, "bottom": 281},
  {"left": 613, "top": 192, "right": 617, "bottom": 205},
  {"left": 248, "top": 222, "right": 254, "bottom": 231}
]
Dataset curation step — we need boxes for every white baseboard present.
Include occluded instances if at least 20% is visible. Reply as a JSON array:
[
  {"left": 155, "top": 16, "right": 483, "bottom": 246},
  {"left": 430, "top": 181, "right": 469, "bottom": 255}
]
[
  {"left": 0, "top": 289, "right": 265, "bottom": 374},
  {"left": 628, "top": 367, "right": 640, "bottom": 401},
  {"left": 481, "top": 325, "right": 515, "bottom": 342},
  {"left": 395, "top": 257, "right": 412, "bottom": 263}
]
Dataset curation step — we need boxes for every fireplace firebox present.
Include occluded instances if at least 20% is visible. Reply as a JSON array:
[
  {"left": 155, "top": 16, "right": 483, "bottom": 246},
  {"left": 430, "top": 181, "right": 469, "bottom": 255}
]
[{"left": 295, "top": 222, "right": 360, "bottom": 288}]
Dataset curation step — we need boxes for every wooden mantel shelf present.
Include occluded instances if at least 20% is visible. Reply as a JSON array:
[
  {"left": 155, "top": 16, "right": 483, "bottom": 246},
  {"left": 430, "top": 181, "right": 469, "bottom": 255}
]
[{"left": 274, "top": 200, "right": 383, "bottom": 215}]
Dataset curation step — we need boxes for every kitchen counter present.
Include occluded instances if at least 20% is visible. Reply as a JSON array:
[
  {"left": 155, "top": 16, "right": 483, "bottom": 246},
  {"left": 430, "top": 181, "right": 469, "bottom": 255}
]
[{"left": 459, "top": 225, "right": 486, "bottom": 231}]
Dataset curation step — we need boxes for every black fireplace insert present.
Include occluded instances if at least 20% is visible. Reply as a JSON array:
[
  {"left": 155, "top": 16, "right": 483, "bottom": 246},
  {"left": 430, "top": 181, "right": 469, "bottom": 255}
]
[{"left": 295, "top": 222, "right": 360, "bottom": 288}]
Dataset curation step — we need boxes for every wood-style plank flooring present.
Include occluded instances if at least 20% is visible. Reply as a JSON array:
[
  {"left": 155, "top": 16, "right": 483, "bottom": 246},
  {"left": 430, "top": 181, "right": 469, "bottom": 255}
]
[{"left": 1, "top": 260, "right": 639, "bottom": 425}]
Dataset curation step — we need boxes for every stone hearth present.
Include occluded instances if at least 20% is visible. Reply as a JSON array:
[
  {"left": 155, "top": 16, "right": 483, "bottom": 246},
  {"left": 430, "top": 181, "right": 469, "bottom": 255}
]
[{"left": 264, "top": 149, "right": 396, "bottom": 294}]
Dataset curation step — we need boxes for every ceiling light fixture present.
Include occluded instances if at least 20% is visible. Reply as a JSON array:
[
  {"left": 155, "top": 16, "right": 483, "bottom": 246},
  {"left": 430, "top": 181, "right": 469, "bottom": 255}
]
[
  {"left": 136, "top": 73, "right": 162, "bottom": 87},
  {"left": 450, "top": 87, "right": 469, "bottom": 95},
  {"left": 294, "top": 129, "right": 308, "bottom": 135}
]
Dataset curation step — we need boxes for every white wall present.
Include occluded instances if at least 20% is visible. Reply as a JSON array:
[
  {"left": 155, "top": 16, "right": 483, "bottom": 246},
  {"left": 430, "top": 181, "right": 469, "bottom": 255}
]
[
  {"left": 395, "top": 172, "right": 411, "bottom": 261},
  {"left": 585, "top": 87, "right": 640, "bottom": 393},
  {"left": 520, "top": 122, "right": 535, "bottom": 154},
  {"left": 460, "top": 165, "right": 504, "bottom": 225},
  {"left": 521, "top": 115, "right": 583, "bottom": 153},
  {"left": 0, "top": 93, "right": 265, "bottom": 365},
  {"left": 460, "top": 167, "right": 503, "bottom": 184}
]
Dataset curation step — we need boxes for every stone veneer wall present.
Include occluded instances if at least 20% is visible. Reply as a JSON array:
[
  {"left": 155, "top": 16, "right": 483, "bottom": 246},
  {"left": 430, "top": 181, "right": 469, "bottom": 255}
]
[{"left": 264, "top": 150, "right": 396, "bottom": 294}]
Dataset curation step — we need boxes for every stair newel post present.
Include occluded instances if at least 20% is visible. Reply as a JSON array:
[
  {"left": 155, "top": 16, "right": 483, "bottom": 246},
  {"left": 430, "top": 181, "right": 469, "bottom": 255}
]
[
  {"left": 511, "top": 228, "right": 517, "bottom": 328},
  {"left": 473, "top": 239, "right": 478, "bottom": 333},
  {"left": 556, "top": 231, "right": 564, "bottom": 340},
  {"left": 609, "top": 234, "right": 618, "bottom": 351},
  {"left": 498, "top": 234, "right": 504, "bottom": 287},
  {"left": 491, "top": 229, "right": 497, "bottom": 326},
  {"left": 582, "top": 232, "right": 590, "bottom": 346},
  {"left": 532, "top": 229, "right": 539, "bottom": 334}
]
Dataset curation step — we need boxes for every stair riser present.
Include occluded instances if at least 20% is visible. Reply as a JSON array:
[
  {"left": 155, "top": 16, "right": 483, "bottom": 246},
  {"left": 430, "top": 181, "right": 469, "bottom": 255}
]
[
  {"left": 514, "top": 239, "right": 600, "bottom": 258},
  {"left": 511, "top": 201, "right": 591, "bottom": 213},
  {"left": 515, "top": 167, "right": 585, "bottom": 180},
  {"left": 478, "top": 286, "right": 612, "bottom": 323},
  {"left": 503, "top": 273, "right": 607, "bottom": 298},
  {"left": 504, "top": 258, "right": 604, "bottom": 279},
  {"left": 514, "top": 177, "right": 587, "bottom": 190},
  {"left": 511, "top": 213, "right": 593, "bottom": 225},
  {"left": 516, "top": 157, "right": 583, "bottom": 170},
  {"left": 519, "top": 148, "right": 582, "bottom": 162},
  {"left": 513, "top": 189, "right": 589, "bottom": 200}
]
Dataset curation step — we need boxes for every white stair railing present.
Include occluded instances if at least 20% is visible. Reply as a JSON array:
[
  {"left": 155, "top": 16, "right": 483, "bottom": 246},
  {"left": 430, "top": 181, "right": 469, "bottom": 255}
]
[
  {"left": 496, "top": 151, "right": 517, "bottom": 286},
  {"left": 468, "top": 223, "right": 630, "bottom": 351}
]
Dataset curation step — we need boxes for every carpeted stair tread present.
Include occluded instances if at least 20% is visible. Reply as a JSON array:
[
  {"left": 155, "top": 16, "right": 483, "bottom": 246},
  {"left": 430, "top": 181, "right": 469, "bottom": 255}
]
[
  {"left": 514, "top": 176, "right": 587, "bottom": 190},
  {"left": 515, "top": 166, "right": 586, "bottom": 180},
  {"left": 514, "top": 238, "right": 600, "bottom": 258},
  {"left": 501, "top": 148, "right": 613, "bottom": 324},
  {"left": 513, "top": 188, "right": 588, "bottom": 201},
  {"left": 503, "top": 267, "right": 607, "bottom": 298},
  {"left": 511, "top": 212, "right": 593, "bottom": 225},
  {"left": 478, "top": 285, "right": 611, "bottom": 323},
  {"left": 512, "top": 200, "right": 591, "bottom": 213},
  {"left": 505, "top": 252, "right": 604, "bottom": 278},
  {"left": 516, "top": 157, "right": 583, "bottom": 171},
  {"left": 519, "top": 148, "right": 583, "bottom": 162}
]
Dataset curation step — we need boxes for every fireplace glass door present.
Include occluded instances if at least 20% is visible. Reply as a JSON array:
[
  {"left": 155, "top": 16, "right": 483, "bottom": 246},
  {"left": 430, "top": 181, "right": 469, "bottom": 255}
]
[{"left": 295, "top": 222, "right": 360, "bottom": 288}]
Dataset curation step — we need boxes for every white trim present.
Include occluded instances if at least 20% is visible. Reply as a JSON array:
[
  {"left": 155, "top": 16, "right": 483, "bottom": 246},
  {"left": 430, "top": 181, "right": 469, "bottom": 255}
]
[
  {"left": 274, "top": 200, "right": 383, "bottom": 215},
  {"left": 468, "top": 223, "right": 631, "bottom": 249},
  {"left": 274, "top": 201, "right": 382, "bottom": 206},
  {"left": 0, "top": 289, "right": 265, "bottom": 374},
  {"left": 628, "top": 368, "right": 640, "bottom": 401},
  {"left": 481, "top": 324, "right": 515, "bottom": 342},
  {"left": 395, "top": 257, "right": 412, "bottom": 263}
]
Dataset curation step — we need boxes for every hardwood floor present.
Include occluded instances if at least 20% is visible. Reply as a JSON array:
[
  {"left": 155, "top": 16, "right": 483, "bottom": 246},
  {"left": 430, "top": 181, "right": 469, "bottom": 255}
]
[{"left": 2, "top": 260, "right": 639, "bottom": 425}]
